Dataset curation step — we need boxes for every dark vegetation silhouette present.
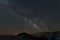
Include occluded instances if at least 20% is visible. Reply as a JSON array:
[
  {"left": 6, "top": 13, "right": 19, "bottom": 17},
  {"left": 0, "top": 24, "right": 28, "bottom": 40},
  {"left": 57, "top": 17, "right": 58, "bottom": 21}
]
[
  {"left": 17, "top": 32, "right": 49, "bottom": 40},
  {"left": 0, "top": 31, "right": 60, "bottom": 40},
  {"left": 50, "top": 32, "right": 56, "bottom": 40},
  {"left": 16, "top": 31, "right": 60, "bottom": 40}
]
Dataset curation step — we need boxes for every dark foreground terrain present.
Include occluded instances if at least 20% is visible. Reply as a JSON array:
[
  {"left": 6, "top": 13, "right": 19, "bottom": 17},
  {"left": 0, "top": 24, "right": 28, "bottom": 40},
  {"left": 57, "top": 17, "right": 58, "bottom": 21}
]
[{"left": 0, "top": 31, "right": 60, "bottom": 40}]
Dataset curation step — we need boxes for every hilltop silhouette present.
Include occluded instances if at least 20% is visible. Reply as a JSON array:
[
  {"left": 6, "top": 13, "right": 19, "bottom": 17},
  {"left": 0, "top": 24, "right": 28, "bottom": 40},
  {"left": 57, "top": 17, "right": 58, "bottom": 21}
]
[
  {"left": 16, "top": 32, "right": 49, "bottom": 40},
  {"left": 0, "top": 31, "right": 60, "bottom": 40},
  {"left": 17, "top": 32, "right": 31, "bottom": 36},
  {"left": 16, "top": 31, "right": 60, "bottom": 40}
]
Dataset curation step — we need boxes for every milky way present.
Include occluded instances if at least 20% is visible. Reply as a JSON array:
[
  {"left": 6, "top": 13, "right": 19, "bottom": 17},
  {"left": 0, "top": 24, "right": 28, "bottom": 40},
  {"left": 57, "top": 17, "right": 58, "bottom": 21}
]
[{"left": 0, "top": 0, "right": 60, "bottom": 35}]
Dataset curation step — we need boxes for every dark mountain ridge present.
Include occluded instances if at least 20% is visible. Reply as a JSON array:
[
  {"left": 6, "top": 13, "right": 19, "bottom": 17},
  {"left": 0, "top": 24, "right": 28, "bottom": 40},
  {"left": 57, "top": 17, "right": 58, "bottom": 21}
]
[{"left": 0, "top": 31, "right": 60, "bottom": 40}]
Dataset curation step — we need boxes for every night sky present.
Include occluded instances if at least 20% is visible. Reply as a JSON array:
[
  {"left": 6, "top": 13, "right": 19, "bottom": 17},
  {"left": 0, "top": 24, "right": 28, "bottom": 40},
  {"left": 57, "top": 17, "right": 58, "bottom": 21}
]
[{"left": 0, "top": 0, "right": 60, "bottom": 35}]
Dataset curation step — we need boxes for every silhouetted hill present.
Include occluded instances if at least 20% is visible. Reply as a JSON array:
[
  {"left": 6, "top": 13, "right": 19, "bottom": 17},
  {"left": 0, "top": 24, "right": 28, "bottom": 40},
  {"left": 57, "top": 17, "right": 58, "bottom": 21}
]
[
  {"left": 17, "top": 32, "right": 32, "bottom": 40},
  {"left": 16, "top": 32, "right": 49, "bottom": 40},
  {"left": 0, "top": 31, "right": 60, "bottom": 40},
  {"left": 17, "top": 32, "right": 31, "bottom": 36}
]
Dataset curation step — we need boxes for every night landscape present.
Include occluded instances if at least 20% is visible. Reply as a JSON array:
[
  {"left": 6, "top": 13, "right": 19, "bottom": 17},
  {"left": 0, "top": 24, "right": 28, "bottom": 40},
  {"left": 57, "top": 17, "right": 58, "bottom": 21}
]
[
  {"left": 0, "top": 0, "right": 60, "bottom": 40},
  {"left": 0, "top": 31, "right": 60, "bottom": 40}
]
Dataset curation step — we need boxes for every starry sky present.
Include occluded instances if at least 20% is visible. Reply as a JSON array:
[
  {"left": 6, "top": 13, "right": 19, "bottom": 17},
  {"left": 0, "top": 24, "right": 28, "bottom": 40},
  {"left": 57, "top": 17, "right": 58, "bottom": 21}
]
[{"left": 0, "top": 0, "right": 60, "bottom": 35}]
